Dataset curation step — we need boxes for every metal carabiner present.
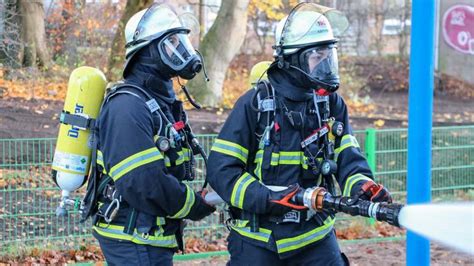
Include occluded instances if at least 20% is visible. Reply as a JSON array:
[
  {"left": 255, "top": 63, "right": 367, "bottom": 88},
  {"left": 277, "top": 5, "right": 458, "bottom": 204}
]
[{"left": 103, "top": 198, "right": 120, "bottom": 224}]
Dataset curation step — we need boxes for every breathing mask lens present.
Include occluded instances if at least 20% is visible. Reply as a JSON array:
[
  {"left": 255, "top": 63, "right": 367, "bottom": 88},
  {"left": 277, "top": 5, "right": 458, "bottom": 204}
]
[
  {"left": 159, "top": 32, "right": 197, "bottom": 71},
  {"left": 301, "top": 44, "right": 339, "bottom": 87}
]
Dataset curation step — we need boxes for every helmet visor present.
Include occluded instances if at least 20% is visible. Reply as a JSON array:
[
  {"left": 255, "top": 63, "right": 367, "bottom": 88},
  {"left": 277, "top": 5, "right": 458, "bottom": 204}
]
[
  {"left": 159, "top": 32, "right": 197, "bottom": 70},
  {"left": 300, "top": 44, "right": 339, "bottom": 84}
]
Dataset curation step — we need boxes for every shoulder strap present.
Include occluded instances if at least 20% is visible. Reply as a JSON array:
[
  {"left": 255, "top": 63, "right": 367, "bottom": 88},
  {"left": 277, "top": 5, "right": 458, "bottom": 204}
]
[
  {"left": 105, "top": 83, "right": 160, "bottom": 114},
  {"left": 253, "top": 80, "right": 276, "bottom": 148},
  {"left": 104, "top": 82, "right": 166, "bottom": 135}
]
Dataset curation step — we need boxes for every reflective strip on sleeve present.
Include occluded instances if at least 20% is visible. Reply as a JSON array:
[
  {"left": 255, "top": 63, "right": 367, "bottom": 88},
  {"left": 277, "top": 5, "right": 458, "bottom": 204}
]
[
  {"left": 93, "top": 223, "right": 177, "bottom": 248},
  {"left": 230, "top": 173, "right": 257, "bottom": 209},
  {"left": 109, "top": 147, "right": 163, "bottom": 182},
  {"left": 211, "top": 139, "right": 249, "bottom": 163},
  {"left": 275, "top": 217, "right": 335, "bottom": 254},
  {"left": 342, "top": 173, "right": 373, "bottom": 197},
  {"left": 169, "top": 184, "right": 196, "bottom": 219},
  {"left": 164, "top": 148, "right": 191, "bottom": 167},
  {"left": 335, "top": 135, "right": 360, "bottom": 161}
]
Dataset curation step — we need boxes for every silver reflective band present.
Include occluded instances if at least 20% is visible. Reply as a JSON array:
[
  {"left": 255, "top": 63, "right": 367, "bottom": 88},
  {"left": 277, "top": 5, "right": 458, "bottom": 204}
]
[
  {"left": 303, "top": 187, "right": 316, "bottom": 210},
  {"left": 369, "top": 202, "right": 380, "bottom": 218}
]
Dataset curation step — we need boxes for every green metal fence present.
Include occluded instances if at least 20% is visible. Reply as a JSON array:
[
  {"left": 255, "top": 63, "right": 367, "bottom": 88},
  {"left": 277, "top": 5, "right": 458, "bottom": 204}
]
[{"left": 1, "top": 126, "right": 473, "bottom": 251}]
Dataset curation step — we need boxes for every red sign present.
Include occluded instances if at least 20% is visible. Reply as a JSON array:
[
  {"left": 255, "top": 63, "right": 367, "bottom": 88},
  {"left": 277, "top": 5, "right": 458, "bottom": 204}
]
[{"left": 442, "top": 4, "right": 474, "bottom": 55}]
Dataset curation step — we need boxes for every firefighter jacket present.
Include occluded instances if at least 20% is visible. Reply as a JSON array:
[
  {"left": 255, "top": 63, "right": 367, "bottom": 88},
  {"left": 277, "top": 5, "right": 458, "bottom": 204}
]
[
  {"left": 207, "top": 67, "right": 374, "bottom": 259},
  {"left": 91, "top": 69, "right": 211, "bottom": 249}
]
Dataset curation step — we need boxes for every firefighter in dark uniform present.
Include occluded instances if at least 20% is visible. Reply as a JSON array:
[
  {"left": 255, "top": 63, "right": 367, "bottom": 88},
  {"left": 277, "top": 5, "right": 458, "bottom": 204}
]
[
  {"left": 207, "top": 3, "right": 392, "bottom": 265},
  {"left": 83, "top": 4, "right": 215, "bottom": 265}
]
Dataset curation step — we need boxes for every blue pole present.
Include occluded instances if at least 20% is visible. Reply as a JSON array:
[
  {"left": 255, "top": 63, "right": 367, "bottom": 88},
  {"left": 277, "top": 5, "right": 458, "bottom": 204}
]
[{"left": 407, "top": 0, "right": 435, "bottom": 265}]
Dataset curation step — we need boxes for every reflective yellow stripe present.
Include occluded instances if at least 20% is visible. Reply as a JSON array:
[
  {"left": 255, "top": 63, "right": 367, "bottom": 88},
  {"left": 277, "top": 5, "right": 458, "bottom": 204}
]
[
  {"left": 164, "top": 148, "right": 191, "bottom": 167},
  {"left": 230, "top": 173, "right": 256, "bottom": 209},
  {"left": 93, "top": 223, "right": 177, "bottom": 248},
  {"left": 156, "top": 217, "right": 166, "bottom": 226},
  {"left": 343, "top": 173, "right": 372, "bottom": 197},
  {"left": 169, "top": 184, "right": 195, "bottom": 219},
  {"left": 269, "top": 151, "right": 304, "bottom": 166},
  {"left": 109, "top": 147, "right": 163, "bottom": 182},
  {"left": 231, "top": 220, "right": 272, "bottom": 242},
  {"left": 335, "top": 135, "right": 360, "bottom": 161},
  {"left": 265, "top": 151, "right": 311, "bottom": 169},
  {"left": 211, "top": 139, "right": 248, "bottom": 163},
  {"left": 97, "top": 150, "right": 107, "bottom": 174},
  {"left": 276, "top": 217, "right": 335, "bottom": 254},
  {"left": 253, "top": 150, "right": 264, "bottom": 180}
]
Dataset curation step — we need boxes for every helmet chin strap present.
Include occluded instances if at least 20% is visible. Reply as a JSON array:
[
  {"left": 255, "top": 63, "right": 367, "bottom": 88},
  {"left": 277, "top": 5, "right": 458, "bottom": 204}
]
[{"left": 288, "top": 65, "right": 339, "bottom": 93}]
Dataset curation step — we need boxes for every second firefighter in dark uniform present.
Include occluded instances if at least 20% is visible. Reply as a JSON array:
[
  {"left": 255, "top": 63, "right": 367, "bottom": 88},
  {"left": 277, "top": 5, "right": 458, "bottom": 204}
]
[{"left": 207, "top": 3, "right": 392, "bottom": 265}]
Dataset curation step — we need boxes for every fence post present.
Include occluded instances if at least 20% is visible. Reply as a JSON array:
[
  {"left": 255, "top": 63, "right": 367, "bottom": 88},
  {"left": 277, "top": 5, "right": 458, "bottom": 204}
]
[
  {"left": 365, "top": 128, "right": 377, "bottom": 226},
  {"left": 365, "top": 128, "right": 377, "bottom": 172}
]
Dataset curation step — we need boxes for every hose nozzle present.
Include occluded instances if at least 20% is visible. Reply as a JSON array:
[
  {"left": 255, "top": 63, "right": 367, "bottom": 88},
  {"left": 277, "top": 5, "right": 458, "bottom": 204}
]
[{"left": 295, "top": 187, "right": 404, "bottom": 227}]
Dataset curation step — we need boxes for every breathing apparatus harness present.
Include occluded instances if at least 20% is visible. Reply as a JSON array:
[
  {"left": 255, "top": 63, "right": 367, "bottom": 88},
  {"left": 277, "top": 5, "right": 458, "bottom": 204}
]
[
  {"left": 76, "top": 82, "right": 208, "bottom": 229},
  {"left": 234, "top": 57, "right": 345, "bottom": 232},
  {"left": 78, "top": 28, "right": 212, "bottom": 223},
  {"left": 251, "top": 80, "right": 343, "bottom": 191}
]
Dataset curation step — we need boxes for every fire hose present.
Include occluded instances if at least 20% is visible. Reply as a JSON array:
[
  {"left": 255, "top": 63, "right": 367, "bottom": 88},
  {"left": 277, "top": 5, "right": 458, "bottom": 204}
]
[{"left": 205, "top": 186, "right": 404, "bottom": 227}]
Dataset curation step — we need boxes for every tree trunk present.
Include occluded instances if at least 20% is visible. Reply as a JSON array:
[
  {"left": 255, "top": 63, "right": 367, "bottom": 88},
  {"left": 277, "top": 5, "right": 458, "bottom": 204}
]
[
  {"left": 107, "top": 0, "right": 153, "bottom": 80},
  {"left": 187, "top": 0, "right": 250, "bottom": 107},
  {"left": 18, "top": 0, "right": 50, "bottom": 68}
]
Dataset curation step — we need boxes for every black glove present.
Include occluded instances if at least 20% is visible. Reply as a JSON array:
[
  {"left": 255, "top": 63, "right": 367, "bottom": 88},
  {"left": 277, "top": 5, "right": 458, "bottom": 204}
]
[
  {"left": 185, "top": 192, "right": 216, "bottom": 221},
  {"left": 356, "top": 180, "right": 392, "bottom": 203},
  {"left": 266, "top": 184, "right": 307, "bottom": 216}
]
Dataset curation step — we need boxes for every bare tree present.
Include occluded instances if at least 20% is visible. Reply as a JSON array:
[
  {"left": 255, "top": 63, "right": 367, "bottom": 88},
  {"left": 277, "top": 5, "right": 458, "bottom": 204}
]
[
  {"left": 250, "top": 11, "right": 272, "bottom": 54},
  {"left": 107, "top": 0, "right": 153, "bottom": 79},
  {"left": 338, "top": 0, "right": 371, "bottom": 56},
  {"left": 370, "top": 0, "right": 390, "bottom": 56},
  {"left": 54, "top": 0, "right": 86, "bottom": 64},
  {"left": 186, "top": 0, "right": 250, "bottom": 107},
  {"left": 397, "top": 0, "right": 410, "bottom": 58},
  {"left": 0, "top": 0, "right": 22, "bottom": 68},
  {"left": 18, "top": 0, "right": 50, "bottom": 68}
]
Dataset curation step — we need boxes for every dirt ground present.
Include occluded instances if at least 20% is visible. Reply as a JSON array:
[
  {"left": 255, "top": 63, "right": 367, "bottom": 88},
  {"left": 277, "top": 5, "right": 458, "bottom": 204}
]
[
  {"left": 0, "top": 89, "right": 473, "bottom": 139},
  {"left": 174, "top": 241, "right": 473, "bottom": 266}
]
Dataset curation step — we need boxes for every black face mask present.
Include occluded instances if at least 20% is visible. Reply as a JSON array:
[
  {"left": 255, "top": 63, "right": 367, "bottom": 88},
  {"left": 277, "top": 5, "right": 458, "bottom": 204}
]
[
  {"left": 127, "top": 37, "right": 202, "bottom": 81},
  {"left": 176, "top": 56, "right": 202, "bottom": 80},
  {"left": 157, "top": 32, "right": 203, "bottom": 80}
]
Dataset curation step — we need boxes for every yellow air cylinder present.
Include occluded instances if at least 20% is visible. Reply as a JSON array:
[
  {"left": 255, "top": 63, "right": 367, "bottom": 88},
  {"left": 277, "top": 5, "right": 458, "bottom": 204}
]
[
  {"left": 52, "top": 66, "right": 106, "bottom": 196},
  {"left": 249, "top": 61, "right": 272, "bottom": 87}
]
